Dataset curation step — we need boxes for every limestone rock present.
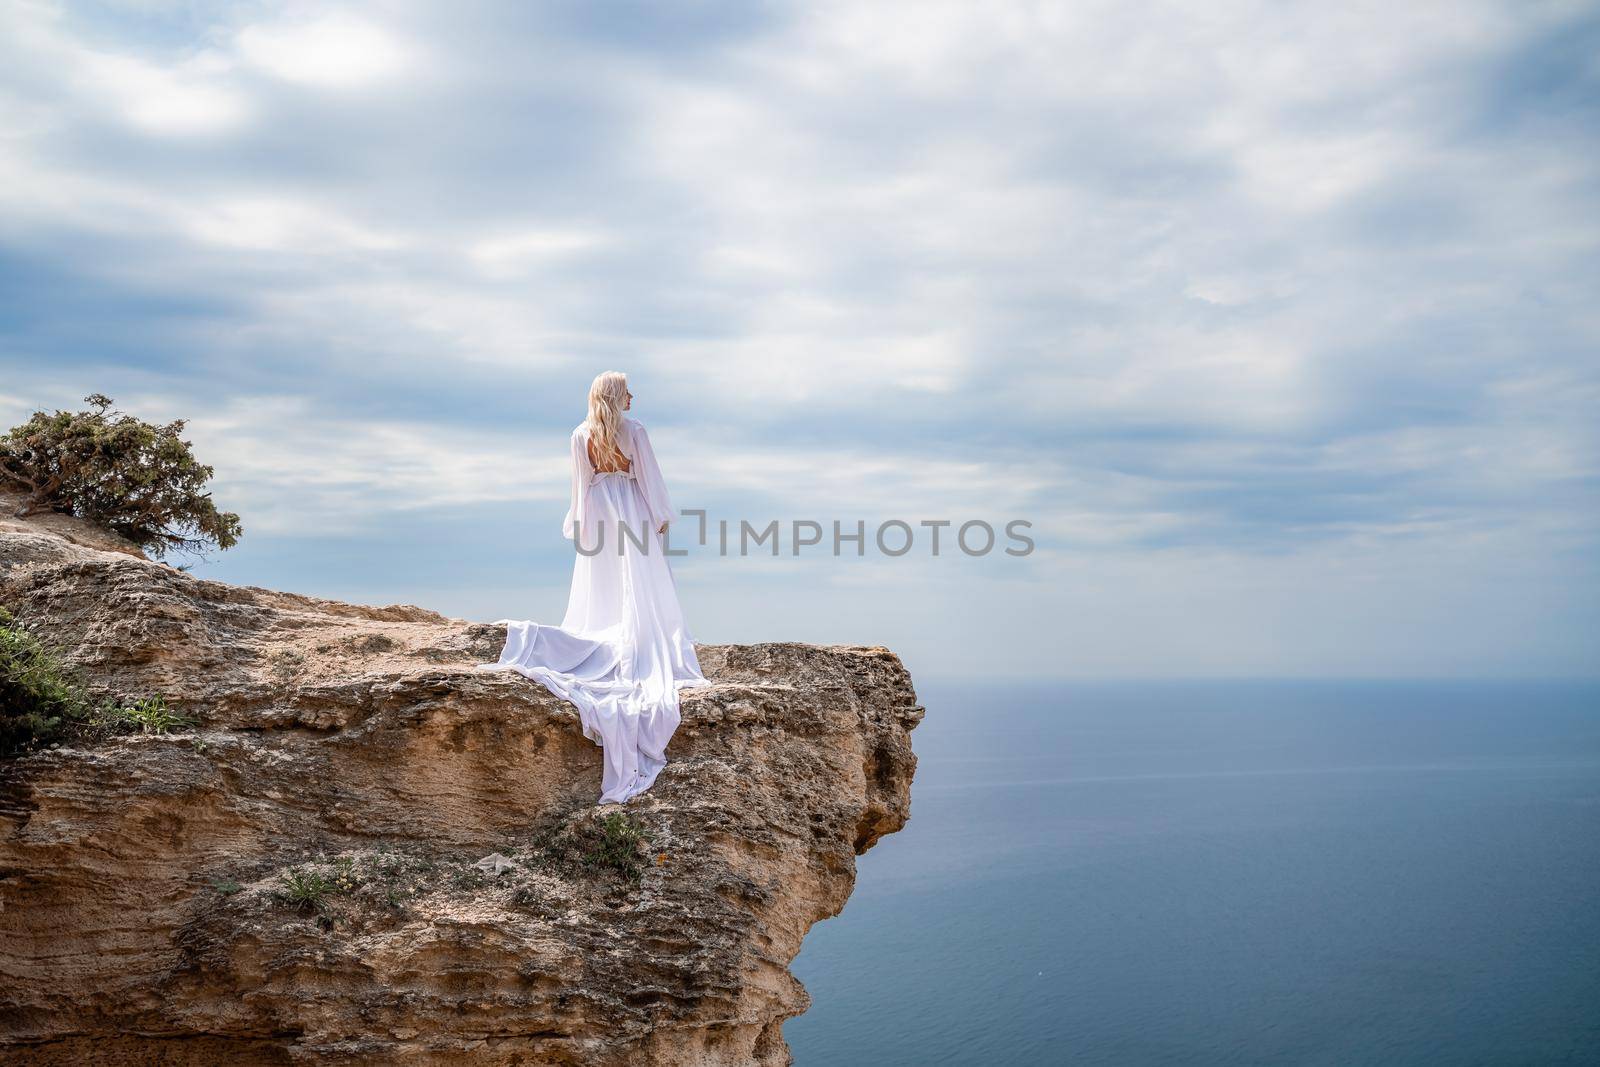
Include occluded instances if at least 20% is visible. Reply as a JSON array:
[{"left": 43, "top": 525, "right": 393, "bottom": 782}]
[
  {"left": 475, "top": 853, "right": 519, "bottom": 877},
  {"left": 0, "top": 494, "right": 922, "bottom": 1065}
]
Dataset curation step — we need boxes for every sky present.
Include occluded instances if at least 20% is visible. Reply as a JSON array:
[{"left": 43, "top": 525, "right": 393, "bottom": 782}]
[{"left": 1, "top": 0, "right": 1596, "bottom": 681}]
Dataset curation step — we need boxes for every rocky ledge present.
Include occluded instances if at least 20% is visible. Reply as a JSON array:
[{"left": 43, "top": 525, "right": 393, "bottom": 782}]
[{"left": 0, "top": 495, "right": 922, "bottom": 1065}]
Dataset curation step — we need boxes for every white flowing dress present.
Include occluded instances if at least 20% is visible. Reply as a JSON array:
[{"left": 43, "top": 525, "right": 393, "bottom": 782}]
[{"left": 475, "top": 416, "right": 706, "bottom": 804}]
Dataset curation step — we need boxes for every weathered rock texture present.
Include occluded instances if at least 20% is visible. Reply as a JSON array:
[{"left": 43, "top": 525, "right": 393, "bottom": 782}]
[{"left": 0, "top": 492, "right": 922, "bottom": 1065}]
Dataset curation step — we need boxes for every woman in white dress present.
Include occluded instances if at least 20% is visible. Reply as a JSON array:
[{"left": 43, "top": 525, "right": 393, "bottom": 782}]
[{"left": 476, "top": 371, "right": 706, "bottom": 804}]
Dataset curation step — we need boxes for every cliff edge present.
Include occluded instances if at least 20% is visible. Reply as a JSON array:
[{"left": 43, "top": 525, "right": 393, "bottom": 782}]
[{"left": 0, "top": 492, "right": 923, "bottom": 1065}]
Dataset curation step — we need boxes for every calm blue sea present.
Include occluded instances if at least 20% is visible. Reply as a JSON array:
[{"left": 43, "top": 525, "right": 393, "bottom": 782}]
[{"left": 786, "top": 678, "right": 1600, "bottom": 1066}]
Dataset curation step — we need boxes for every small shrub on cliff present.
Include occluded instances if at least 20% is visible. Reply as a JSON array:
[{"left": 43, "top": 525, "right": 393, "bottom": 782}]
[
  {"left": 588, "top": 812, "right": 649, "bottom": 881},
  {"left": 0, "top": 606, "right": 189, "bottom": 755},
  {"left": 539, "top": 811, "right": 650, "bottom": 885},
  {"left": 0, "top": 393, "right": 242, "bottom": 560},
  {"left": 0, "top": 606, "right": 88, "bottom": 754},
  {"left": 451, "top": 867, "right": 488, "bottom": 891},
  {"left": 277, "top": 867, "right": 338, "bottom": 911},
  {"left": 271, "top": 855, "right": 390, "bottom": 917},
  {"left": 101, "top": 695, "right": 194, "bottom": 735}
]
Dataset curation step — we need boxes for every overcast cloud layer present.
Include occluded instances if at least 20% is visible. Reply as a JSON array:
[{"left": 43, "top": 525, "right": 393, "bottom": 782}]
[{"left": 2, "top": 0, "right": 1596, "bottom": 679}]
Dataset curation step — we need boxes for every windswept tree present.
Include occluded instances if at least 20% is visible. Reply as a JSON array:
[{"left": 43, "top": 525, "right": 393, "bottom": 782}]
[{"left": 0, "top": 393, "right": 242, "bottom": 559}]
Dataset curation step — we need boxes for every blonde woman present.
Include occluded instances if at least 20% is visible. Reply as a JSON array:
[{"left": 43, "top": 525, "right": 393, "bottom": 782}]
[{"left": 477, "top": 371, "right": 706, "bottom": 803}]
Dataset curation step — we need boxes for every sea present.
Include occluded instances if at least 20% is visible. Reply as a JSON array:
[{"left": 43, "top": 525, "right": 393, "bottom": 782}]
[{"left": 785, "top": 678, "right": 1600, "bottom": 1066}]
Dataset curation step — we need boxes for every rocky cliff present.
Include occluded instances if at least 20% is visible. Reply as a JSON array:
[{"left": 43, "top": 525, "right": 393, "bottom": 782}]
[{"left": 0, "top": 492, "right": 922, "bottom": 1065}]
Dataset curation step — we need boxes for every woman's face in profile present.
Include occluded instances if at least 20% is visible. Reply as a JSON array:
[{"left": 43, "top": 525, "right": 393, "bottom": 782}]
[{"left": 623, "top": 387, "right": 633, "bottom": 410}]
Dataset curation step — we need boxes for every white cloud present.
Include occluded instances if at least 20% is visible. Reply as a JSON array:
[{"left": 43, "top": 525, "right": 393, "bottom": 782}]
[
  {"left": 3, "top": 1, "right": 249, "bottom": 136},
  {"left": 146, "top": 394, "right": 571, "bottom": 535},
  {"left": 235, "top": 12, "right": 415, "bottom": 89},
  {"left": 182, "top": 195, "right": 413, "bottom": 253},
  {"left": 467, "top": 227, "right": 614, "bottom": 279},
  {"left": 80, "top": 48, "right": 248, "bottom": 134}
]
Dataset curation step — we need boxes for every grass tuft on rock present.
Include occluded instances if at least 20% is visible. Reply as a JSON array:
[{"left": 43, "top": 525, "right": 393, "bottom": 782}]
[
  {"left": 0, "top": 605, "right": 189, "bottom": 756},
  {"left": 277, "top": 867, "right": 339, "bottom": 912},
  {"left": 539, "top": 810, "right": 651, "bottom": 885}
]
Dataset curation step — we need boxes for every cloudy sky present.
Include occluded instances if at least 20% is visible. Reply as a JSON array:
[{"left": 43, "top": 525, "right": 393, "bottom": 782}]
[{"left": 2, "top": 0, "right": 1596, "bottom": 680}]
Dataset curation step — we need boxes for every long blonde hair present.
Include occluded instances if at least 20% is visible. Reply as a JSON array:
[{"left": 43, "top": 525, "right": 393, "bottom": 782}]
[{"left": 583, "top": 371, "right": 630, "bottom": 470}]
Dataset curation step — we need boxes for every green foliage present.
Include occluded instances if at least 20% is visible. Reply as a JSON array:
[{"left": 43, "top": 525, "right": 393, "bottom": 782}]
[
  {"left": 0, "top": 393, "right": 242, "bottom": 560},
  {"left": 451, "top": 867, "right": 488, "bottom": 890},
  {"left": 270, "top": 855, "right": 394, "bottom": 919},
  {"left": 330, "top": 857, "right": 361, "bottom": 894},
  {"left": 98, "top": 695, "right": 194, "bottom": 735},
  {"left": 0, "top": 605, "right": 85, "bottom": 754},
  {"left": 0, "top": 605, "right": 189, "bottom": 756},
  {"left": 586, "top": 811, "right": 649, "bottom": 882},
  {"left": 540, "top": 810, "right": 650, "bottom": 885},
  {"left": 277, "top": 867, "right": 337, "bottom": 911}
]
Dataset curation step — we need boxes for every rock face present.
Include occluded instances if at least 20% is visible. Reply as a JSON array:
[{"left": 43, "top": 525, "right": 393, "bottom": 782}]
[{"left": 0, "top": 493, "right": 922, "bottom": 1065}]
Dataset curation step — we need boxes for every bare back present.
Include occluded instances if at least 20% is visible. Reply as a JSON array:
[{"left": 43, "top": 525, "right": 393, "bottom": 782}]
[{"left": 586, "top": 430, "right": 632, "bottom": 474}]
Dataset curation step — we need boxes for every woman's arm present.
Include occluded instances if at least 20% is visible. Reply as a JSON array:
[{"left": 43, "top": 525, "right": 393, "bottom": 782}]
[
  {"left": 562, "top": 428, "right": 591, "bottom": 541},
  {"left": 630, "top": 421, "right": 675, "bottom": 534}
]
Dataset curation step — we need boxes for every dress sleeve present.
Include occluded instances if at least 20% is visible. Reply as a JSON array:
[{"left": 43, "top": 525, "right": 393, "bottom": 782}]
[
  {"left": 562, "top": 428, "right": 592, "bottom": 541},
  {"left": 629, "top": 421, "right": 675, "bottom": 529}
]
